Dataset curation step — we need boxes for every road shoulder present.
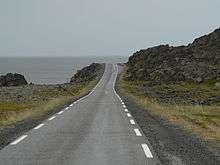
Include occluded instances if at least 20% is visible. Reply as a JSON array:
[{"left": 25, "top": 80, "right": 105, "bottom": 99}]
[{"left": 115, "top": 67, "right": 220, "bottom": 165}]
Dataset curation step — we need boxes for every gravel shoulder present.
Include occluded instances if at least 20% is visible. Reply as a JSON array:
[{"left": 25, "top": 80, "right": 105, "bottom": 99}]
[{"left": 116, "top": 68, "right": 220, "bottom": 165}]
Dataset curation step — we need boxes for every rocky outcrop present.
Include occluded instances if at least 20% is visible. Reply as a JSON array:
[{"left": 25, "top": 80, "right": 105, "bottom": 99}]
[
  {"left": 126, "top": 28, "right": 220, "bottom": 84},
  {"left": 70, "top": 63, "right": 104, "bottom": 83},
  {"left": 0, "top": 73, "right": 28, "bottom": 87}
]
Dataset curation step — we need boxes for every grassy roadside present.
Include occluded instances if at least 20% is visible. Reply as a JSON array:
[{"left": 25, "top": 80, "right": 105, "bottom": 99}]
[
  {"left": 118, "top": 67, "right": 220, "bottom": 149},
  {"left": 0, "top": 79, "right": 98, "bottom": 127}
]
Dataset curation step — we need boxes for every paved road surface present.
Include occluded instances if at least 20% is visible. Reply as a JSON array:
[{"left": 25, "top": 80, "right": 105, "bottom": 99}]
[{"left": 0, "top": 64, "right": 161, "bottom": 165}]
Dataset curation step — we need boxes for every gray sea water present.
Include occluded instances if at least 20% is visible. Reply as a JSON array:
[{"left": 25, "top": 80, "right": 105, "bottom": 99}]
[{"left": 0, "top": 56, "right": 128, "bottom": 84}]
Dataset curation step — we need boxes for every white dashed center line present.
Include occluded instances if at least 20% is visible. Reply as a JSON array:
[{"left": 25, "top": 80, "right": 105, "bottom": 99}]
[
  {"left": 123, "top": 105, "right": 126, "bottom": 108},
  {"left": 10, "top": 135, "right": 28, "bottom": 145},
  {"left": 127, "top": 113, "right": 132, "bottom": 117},
  {"left": 134, "top": 128, "right": 142, "bottom": 136},
  {"left": 124, "top": 108, "right": 128, "bottom": 112},
  {"left": 122, "top": 102, "right": 125, "bottom": 105},
  {"left": 58, "top": 111, "right": 64, "bottom": 115},
  {"left": 48, "top": 116, "right": 56, "bottom": 121},
  {"left": 130, "top": 119, "right": 135, "bottom": 125},
  {"left": 65, "top": 107, "right": 69, "bottom": 110},
  {"left": 141, "top": 144, "right": 153, "bottom": 158},
  {"left": 34, "top": 124, "right": 45, "bottom": 130}
]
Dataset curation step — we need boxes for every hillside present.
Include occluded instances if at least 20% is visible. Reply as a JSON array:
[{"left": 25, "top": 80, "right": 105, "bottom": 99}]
[
  {"left": 126, "top": 28, "right": 220, "bottom": 84},
  {"left": 118, "top": 28, "right": 220, "bottom": 152},
  {"left": 70, "top": 63, "right": 104, "bottom": 83}
]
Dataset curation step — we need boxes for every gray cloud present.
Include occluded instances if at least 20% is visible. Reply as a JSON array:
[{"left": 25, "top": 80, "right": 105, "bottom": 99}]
[{"left": 0, "top": 0, "right": 219, "bottom": 57}]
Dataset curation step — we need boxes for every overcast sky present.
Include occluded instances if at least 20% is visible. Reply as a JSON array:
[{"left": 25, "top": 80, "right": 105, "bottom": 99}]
[{"left": 0, "top": 0, "right": 219, "bottom": 57}]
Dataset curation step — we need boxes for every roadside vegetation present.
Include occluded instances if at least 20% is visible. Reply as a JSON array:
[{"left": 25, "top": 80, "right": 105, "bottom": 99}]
[
  {"left": 0, "top": 80, "right": 97, "bottom": 127},
  {"left": 118, "top": 67, "right": 220, "bottom": 148},
  {"left": 0, "top": 63, "right": 104, "bottom": 127}
]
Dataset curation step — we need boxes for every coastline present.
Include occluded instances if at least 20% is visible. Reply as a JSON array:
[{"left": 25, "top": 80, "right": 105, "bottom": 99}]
[{"left": 0, "top": 63, "right": 105, "bottom": 150}]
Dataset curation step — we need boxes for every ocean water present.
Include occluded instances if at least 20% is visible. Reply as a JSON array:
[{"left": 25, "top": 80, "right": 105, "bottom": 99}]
[{"left": 0, "top": 56, "right": 128, "bottom": 84}]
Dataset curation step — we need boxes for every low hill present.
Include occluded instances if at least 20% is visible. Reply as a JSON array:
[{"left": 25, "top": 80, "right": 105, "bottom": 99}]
[
  {"left": 126, "top": 28, "right": 220, "bottom": 84},
  {"left": 70, "top": 63, "right": 104, "bottom": 83},
  {"left": 118, "top": 29, "right": 220, "bottom": 152}
]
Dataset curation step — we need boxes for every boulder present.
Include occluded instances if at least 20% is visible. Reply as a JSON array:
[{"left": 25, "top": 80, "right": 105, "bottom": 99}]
[{"left": 0, "top": 73, "right": 28, "bottom": 87}]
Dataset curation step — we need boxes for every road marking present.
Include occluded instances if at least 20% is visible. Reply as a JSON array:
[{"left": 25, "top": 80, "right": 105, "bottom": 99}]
[
  {"left": 48, "top": 116, "right": 56, "bottom": 121},
  {"left": 123, "top": 105, "right": 126, "bottom": 108},
  {"left": 124, "top": 108, "right": 128, "bottom": 112},
  {"left": 141, "top": 144, "right": 153, "bottom": 158},
  {"left": 34, "top": 124, "right": 44, "bottom": 130},
  {"left": 10, "top": 135, "right": 28, "bottom": 145},
  {"left": 58, "top": 111, "right": 64, "bottom": 115},
  {"left": 122, "top": 102, "right": 125, "bottom": 105},
  {"left": 65, "top": 107, "right": 69, "bottom": 110},
  {"left": 130, "top": 119, "right": 135, "bottom": 125},
  {"left": 127, "top": 113, "right": 132, "bottom": 117},
  {"left": 134, "top": 128, "right": 142, "bottom": 136}
]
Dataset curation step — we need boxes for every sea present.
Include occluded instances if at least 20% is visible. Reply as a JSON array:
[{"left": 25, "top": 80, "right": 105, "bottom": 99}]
[{"left": 0, "top": 56, "right": 128, "bottom": 84}]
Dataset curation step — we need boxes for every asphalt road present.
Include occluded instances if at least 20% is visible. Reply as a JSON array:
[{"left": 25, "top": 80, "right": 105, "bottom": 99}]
[{"left": 0, "top": 64, "right": 161, "bottom": 165}]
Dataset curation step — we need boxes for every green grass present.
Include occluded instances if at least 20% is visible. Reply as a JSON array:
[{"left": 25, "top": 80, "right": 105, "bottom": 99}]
[
  {"left": 118, "top": 68, "right": 220, "bottom": 148},
  {"left": 0, "top": 79, "right": 99, "bottom": 127},
  {"left": 38, "top": 83, "right": 87, "bottom": 97},
  {"left": 133, "top": 79, "right": 220, "bottom": 103},
  {"left": 215, "top": 64, "right": 220, "bottom": 69},
  {"left": 0, "top": 103, "right": 34, "bottom": 112}
]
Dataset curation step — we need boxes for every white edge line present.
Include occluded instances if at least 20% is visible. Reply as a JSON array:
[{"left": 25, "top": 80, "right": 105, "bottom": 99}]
[
  {"left": 124, "top": 108, "right": 128, "bottom": 112},
  {"left": 34, "top": 123, "right": 44, "bottom": 130},
  {"left": 141, "top": 144, "right": 153, "bottom": 158},
  {"left": 58, "top": 111, "right": 64, "bottom": 115},
  {"left": 10, "top": 135, "right": 28, "bottom": 145},
  {"left": 123, "top": 105, "right": 126, "bottom": 108},
  {"left": 113, "top": 64, "right": 153, "bottom": 158},
  {"left": 9, "top": 65, "right": 104, "bottom": 146},
  {"left": 134, "top": 128, "right": 142, "bottom": 136},
  {"left": 130, "top": 119, "right": 135, "bottom": 125},
  {"left": 48, "top": 116, "right": 56, "bottom": 121},
  {"left": 68, "top": 64, "right": 105, "bottom": 105}
]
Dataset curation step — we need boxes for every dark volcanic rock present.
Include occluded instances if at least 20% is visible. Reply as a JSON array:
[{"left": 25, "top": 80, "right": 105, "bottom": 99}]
[
  {"left": 70, "top": 63, "right": 104, "bottom": 83},
  {"left": 0, "top": 73, "right": 28, "bottom": 87},
  {"left": 126, "top": 28, "right": 220, "bottom": 84}
]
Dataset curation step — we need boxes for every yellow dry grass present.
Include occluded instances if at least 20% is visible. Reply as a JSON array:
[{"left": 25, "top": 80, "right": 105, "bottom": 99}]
[
  {"left": 118, "top": 70, "right": 220, "bottom": 148},
  {"left": 0, "top": 80, "right": 98, "bottom": 127}
]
